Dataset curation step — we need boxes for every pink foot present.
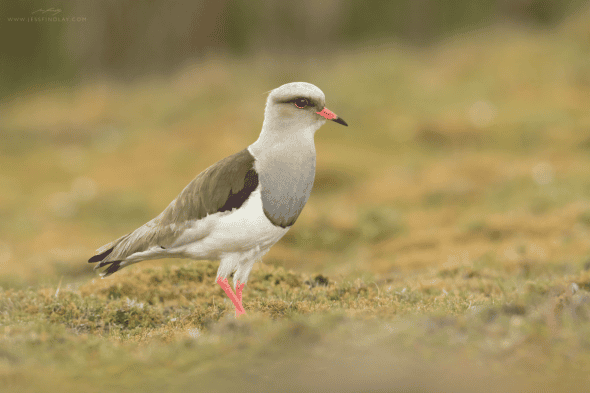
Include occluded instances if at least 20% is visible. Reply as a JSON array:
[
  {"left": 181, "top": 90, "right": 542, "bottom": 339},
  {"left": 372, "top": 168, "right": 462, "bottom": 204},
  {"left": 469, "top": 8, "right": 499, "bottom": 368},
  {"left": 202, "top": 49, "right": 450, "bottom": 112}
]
[{"left": 217, "top": 277, "right": 246, "bottom": 317}]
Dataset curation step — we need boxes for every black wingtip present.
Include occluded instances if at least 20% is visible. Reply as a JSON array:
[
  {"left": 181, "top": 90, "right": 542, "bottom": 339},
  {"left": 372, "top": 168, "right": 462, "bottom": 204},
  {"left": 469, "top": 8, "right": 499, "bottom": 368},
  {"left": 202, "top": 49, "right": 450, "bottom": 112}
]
[
  {"left": 88, "top": 247, "right": 114, "bottom": 263},
  {"left": 98, "top": 261, "right": 123, "bottom": 277}
]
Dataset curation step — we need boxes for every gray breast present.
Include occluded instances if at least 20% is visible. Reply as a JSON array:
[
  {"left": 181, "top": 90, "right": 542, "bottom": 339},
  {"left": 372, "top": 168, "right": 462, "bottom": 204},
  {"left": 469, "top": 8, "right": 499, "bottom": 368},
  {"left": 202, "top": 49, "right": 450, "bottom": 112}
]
[{"left": 256, "top": 152, "right": 316, "bottom": 228}]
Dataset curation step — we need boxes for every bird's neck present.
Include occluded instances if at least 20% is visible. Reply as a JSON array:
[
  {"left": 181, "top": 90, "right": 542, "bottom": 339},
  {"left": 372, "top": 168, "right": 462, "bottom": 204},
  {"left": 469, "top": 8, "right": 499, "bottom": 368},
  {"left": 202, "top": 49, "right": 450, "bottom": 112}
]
[{"left": 248, "top": 120, "right": 319, "bottom": 160}]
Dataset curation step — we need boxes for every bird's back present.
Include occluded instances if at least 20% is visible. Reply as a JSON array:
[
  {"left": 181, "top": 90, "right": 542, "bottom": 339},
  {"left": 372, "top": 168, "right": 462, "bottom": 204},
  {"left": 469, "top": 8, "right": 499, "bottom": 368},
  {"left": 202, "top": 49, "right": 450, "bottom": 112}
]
[{"left": 89, "top": 149, "right": 260, "bottom": 273}]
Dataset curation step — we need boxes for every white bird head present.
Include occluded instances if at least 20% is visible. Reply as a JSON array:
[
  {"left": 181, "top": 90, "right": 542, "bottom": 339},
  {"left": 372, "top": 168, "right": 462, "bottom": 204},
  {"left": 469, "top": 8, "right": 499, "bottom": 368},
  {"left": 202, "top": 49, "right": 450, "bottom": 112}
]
[{"left": 263, "top": 82, "right": 347, "bottom": 134}]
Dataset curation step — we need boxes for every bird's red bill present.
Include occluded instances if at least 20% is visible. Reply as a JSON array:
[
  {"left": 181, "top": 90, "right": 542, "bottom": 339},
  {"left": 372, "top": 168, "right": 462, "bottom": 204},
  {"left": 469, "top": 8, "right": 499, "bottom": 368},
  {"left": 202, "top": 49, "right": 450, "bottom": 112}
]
[{"left": 316, "top": 107, "right": 338, "bottom": 120}]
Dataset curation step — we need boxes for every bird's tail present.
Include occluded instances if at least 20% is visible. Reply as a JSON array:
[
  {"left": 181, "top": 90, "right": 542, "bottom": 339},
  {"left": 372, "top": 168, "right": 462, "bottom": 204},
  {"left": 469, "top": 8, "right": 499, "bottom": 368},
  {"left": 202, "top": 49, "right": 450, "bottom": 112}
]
[{"left": 88, "top": 233, "right": 130, "bottom": 277}]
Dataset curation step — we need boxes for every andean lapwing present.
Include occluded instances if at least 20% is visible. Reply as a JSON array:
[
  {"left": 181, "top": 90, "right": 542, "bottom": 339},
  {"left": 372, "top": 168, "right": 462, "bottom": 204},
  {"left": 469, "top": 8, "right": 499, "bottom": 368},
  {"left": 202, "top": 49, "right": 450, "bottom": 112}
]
[{"left": 88, "top": 82, "right": 348, "bottom": 317}]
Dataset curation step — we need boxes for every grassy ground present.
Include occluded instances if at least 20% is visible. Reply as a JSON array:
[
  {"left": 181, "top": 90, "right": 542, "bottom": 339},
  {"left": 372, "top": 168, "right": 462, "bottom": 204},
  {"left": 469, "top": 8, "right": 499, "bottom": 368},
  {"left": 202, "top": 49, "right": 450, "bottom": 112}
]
[{"left": 2, "top": 10, "right": 590, "bottom": 392}]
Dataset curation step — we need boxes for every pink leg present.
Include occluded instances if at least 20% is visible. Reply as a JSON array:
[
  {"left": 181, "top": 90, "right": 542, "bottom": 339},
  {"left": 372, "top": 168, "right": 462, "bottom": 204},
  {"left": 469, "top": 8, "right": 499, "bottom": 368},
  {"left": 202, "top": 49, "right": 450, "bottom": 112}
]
[
  {"left": 216, "top": 277, "right": 246, "bottom": 317},
  {"left": 235, "top": 280, "right": 245, "bottom": 304}
]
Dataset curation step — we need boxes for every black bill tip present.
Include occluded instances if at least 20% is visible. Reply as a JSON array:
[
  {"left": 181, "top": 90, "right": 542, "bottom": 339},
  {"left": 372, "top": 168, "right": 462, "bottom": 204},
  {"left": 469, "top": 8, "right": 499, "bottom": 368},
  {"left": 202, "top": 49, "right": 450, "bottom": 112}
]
[{"left": 332, "top": 117, "right": 348, "bottom": 127}]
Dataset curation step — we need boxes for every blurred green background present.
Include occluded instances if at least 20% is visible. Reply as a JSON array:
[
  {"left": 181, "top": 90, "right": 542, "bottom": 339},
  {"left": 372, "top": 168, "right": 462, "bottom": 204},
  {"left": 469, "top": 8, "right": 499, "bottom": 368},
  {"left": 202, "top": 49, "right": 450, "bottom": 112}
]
[
  {"left": 3, "top": 1, "right": 590, "bottom": 391},
  {"left": 1, "top": 0, "right": 588, "bottom": 97},
  {"left": 1, "top": 0, "right": 589, "bottom": 284}
]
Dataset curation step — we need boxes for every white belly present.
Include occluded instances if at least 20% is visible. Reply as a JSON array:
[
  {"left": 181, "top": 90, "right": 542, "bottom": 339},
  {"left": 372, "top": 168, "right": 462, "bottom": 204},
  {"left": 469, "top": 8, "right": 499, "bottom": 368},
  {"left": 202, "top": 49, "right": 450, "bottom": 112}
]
[{"left": 172, "top": 186, "right": 289, "bottom": 260}]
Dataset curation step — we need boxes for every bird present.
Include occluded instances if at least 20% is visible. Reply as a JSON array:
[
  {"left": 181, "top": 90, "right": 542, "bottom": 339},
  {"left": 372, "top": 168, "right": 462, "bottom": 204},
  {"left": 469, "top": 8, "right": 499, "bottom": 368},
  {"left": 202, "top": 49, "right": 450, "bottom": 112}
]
[{"left": 88, "top": 82, "right": 348, "bottom": 317}]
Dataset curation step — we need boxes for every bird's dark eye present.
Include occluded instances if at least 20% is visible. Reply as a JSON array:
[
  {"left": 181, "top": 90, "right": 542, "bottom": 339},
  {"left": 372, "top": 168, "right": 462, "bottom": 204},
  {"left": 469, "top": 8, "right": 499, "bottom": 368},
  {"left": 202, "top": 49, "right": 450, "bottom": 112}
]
[{"left": 294, "top": 98, "right": 309, "bottom": 109}]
